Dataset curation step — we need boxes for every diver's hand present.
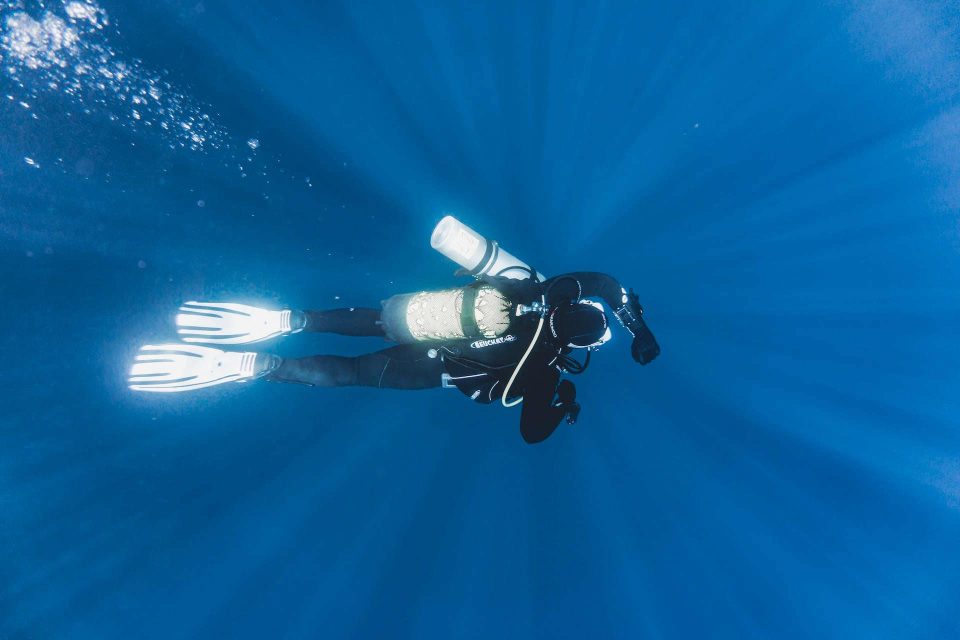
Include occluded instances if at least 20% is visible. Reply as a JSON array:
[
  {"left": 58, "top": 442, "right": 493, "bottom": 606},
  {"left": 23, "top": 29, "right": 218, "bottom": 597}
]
[
  {"left": 619, "top": 288, "right": 660, "bottom": 364},
  {"left": 632, "top": 334, "right": 660, "bottom": 364}
]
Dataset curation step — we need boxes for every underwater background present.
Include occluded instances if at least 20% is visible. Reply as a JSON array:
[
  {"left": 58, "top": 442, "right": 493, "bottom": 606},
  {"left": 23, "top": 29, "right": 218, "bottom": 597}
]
[{"left": 2, "top": 0, "right": 960, "bottom": 638}]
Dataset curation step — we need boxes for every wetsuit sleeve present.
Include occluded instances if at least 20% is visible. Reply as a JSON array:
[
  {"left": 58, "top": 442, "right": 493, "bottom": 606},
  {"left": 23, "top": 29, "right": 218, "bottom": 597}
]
[
  {"left": 519, "top": 366, "right": 565, "bottom": 444},
  {"left": 551, "top": 272, "right": 661, "bottom": 364},
  {"left": 552, "top": 272, "right": 625, "bottom": 308}
]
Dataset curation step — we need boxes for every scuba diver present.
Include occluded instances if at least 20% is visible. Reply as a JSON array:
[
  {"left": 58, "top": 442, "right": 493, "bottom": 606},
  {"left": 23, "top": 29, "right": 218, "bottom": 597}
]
[{"left": 129, "top": 217, "right": 660, "bottom": 443}]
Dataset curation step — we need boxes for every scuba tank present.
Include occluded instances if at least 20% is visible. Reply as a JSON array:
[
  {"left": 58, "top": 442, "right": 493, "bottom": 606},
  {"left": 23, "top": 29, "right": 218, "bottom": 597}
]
[
  {"left": 379, "top": 284, "right": 513, "bottom": 343},
  {"left": 381, "top": 216, "right": 540, "bottom": 345},
  {"left": 429, "top": 215, "right": 549, "bottom": 407}
]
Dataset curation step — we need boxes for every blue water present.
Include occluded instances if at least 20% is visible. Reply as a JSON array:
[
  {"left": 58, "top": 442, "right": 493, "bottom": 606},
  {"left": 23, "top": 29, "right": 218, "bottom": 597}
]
[{"left": 2, "top": 1, "right": 960, "bottom": 638}]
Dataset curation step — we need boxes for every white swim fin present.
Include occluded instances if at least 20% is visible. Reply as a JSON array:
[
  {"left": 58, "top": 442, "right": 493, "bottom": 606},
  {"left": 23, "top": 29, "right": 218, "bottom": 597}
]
[
  {"left": 128, "top": 344, "right": 276, "bottom": 393},
  {"left": 175, "top": 301, "right": 303, "bottom": 345}
]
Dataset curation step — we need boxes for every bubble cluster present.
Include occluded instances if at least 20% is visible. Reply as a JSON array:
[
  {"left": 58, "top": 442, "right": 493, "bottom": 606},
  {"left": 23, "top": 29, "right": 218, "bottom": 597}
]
[
  {"left": 1, "top": 0, "right": 228, "bottom": 152},
  {"left": 1, "top": 0, "right": 333, "bottom": 207}
]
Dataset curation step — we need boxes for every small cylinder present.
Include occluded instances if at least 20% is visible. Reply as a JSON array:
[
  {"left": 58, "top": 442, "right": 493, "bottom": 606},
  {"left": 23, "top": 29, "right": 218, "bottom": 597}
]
[
  {"left": 431, "top": 216, "right": 487, "bottom": 270},
  {"left": 430, "top": 215, "right": 544, "bottom": 281}
]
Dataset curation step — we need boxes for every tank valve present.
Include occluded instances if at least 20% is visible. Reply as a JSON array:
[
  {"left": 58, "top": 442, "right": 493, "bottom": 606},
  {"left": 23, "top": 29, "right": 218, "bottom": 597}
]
[{"left": 516, "top": 301, "right": 548, "bottom": 317}]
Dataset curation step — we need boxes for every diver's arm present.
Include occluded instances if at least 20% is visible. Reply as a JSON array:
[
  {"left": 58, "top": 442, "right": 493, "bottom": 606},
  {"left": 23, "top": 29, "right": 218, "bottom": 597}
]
[
  {"left": 551, "top": 272, "right": 661, "bottom": 364},
  {"left": 548, "top": 272, "right": 623, "bottom": 308},
  {"left": 519, "top": 370, "right": 577, "bottom": 444}
]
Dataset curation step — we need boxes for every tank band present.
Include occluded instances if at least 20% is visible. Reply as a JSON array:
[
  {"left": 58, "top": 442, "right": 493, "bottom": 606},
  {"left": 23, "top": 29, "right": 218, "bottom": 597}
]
[
  {"left": 467, "top": 239, "right": 498, "bottom": 276},
  {"left": 461, "top": 284, "right": 478, "bottom": 335}
]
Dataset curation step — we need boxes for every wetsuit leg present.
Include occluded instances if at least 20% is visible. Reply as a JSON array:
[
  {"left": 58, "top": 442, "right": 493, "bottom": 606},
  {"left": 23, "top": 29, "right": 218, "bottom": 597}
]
[
  {"left": 302, "top": 308, "right": 385, "bottom": 337},
  {"left": 268, "top": 344, "right": 443, "bottom": 390}
]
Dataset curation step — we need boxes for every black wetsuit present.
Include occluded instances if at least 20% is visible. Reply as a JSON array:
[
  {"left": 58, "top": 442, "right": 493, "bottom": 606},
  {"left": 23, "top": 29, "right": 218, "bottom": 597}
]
[{"left": 269, "top": 272, "right": 629, "bottom": 443}]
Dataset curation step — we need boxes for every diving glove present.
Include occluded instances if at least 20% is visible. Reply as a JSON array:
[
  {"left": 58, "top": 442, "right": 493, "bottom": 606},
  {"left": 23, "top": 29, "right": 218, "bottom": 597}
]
[
  {"left": 128, "top": 344, "right": 279, "bottom": 393},
  {"left": 614, "top": 288, "right": 660, "bottom": 365},
  {"left": 176, "top": 301, "right": 305, "bottom": 345}
]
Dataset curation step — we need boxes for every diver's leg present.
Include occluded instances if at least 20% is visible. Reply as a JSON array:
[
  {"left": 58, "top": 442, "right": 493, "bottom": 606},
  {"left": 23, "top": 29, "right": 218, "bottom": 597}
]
[
  {"left": 268, "top": 345, "right": 443, "bottom": 390},
  {"left": 300, "top": 308, "right": 385, "bottom": 337},
  {"left": 174, "top": 303, "right": 382, "bottom": 344},
  {"left": 267, "top": 354, "right": 359, "bottom": 387}
]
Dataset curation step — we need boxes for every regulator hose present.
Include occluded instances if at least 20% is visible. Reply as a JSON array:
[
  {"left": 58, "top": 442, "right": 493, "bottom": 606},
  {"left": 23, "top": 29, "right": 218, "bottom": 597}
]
[
  {"left": 500, "top": 296, "right": 545, "bottom": 408},
  {"left": 501, "top": 274, "right": 580, "bottom": 408}
]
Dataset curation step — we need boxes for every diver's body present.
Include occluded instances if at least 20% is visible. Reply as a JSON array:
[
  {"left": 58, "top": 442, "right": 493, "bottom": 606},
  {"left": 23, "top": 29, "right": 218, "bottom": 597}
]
[
  {"left": 129, "top": 270, "right": 658, "bottom": 444},
  {"left": 266, "top": 271, "right": 657, "bottom": 443}
]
